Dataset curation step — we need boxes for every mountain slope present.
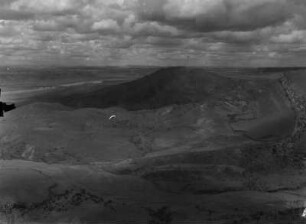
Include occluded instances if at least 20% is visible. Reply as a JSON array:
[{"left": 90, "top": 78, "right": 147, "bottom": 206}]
[{"left": 33, "top": 67, "right": 288, "bottom": 111}]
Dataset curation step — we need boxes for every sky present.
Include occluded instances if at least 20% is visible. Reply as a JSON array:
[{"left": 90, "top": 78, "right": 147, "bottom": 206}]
[{"left": 0, "top": 0, "right": 306, "bottom": 67}]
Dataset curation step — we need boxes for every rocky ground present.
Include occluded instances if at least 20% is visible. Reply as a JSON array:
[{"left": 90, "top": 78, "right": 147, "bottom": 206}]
[{"left": 1, "top": 67, "right": 306, "bottom": 223}]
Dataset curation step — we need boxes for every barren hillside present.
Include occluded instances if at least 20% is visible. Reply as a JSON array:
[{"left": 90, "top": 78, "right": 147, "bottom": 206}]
[{"left": 1, "top": 67, "right": 306, "bottom": 223}]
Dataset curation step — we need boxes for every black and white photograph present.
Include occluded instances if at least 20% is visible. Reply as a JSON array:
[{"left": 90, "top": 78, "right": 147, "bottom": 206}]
[{"left": 1, "top": 0, "right": 306, "bottom": 223}]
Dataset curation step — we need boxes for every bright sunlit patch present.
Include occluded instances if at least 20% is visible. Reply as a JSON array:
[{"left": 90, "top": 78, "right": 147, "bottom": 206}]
[{"left": 302, "top": 208, "right": 306, "bottom": 218}]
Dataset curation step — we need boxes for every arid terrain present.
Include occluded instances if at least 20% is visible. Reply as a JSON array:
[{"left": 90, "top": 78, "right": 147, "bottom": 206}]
[{"left": 1, "top": 67, "right": 306, "bottom": 223}]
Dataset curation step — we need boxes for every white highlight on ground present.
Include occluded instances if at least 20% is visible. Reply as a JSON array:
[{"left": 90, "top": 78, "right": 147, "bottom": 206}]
[
  {"left": 302, "top": 208, "right": 306, "bottom": 218},
  {"left": 109, "top": 115, "right": 116, "bottom": 120}
]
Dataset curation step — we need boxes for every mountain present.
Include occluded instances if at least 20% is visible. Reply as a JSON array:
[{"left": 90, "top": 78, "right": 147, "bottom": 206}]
[
  {"left": 33, "top": 67, "right": 288, "bottom": 110},
  {"left": 2, "top": 67, "right": 306, "bottom": 223}
]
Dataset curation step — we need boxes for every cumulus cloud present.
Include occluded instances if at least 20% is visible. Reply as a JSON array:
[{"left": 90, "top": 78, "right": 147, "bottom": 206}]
[
  {"left": 10, "top": 0, "right": 80, "bottom": 14},
  {"left": 0, "top": 25, "right": 17, "bottom": 37},
  {"left": 32, "top": 20, "right": 62, "bottom": 31},
  {"left": 271, "top": 30, "right": 306, "bottom": 44},
  {"left": 92, "top": 19, "right": 120, "bottom": 33},
  {"left": 0, "top": 0, "right": 305, "bottom": 66},
  {"left": 132, "top": 21, "right": 179, "bottom": 37},
  {"left": 138, "top": 0, "right": 294, "bottom": 32},
  {"left": 0, "top": 9, "right": 34, "bottom": 20}
]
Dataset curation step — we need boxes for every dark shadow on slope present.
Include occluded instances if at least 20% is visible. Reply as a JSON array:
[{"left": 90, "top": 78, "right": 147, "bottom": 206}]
[
  {"left": 32, "top": 67, "right": 212, "bottom": 110},
  {"left": 31, "top": 67, "right": 291, "bottom": 111}
]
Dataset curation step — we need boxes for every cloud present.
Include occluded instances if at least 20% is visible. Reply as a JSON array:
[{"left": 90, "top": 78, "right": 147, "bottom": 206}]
[
  {"left": 131, "top": 21, "right": 179, "bottom": 37},
  {"left": 0, "top": 25, "right": 17, "bottom": 37},
  {"left": 271, "top": 30, "right": 306, "bottom": 44},
  {"left": 92, "top": 19, "right": 120, "bottom": 33},
  {"left": 10, "top": 0, "right": 80, "bottom": 14},
  {"left": 0, "top": 9, "right": 34, "bottom": 20},
  {"left": 138, "top": 0, "right": 295, "bottom": 32},
  {"left": 32, "top": 20, "right": 62, "bottom": 32},
  {"left": 0, "top": 0, "right": 305, "bottom": 66},
  {"left": 145, "top": 36, "right": 184, "bottom": 47}
]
